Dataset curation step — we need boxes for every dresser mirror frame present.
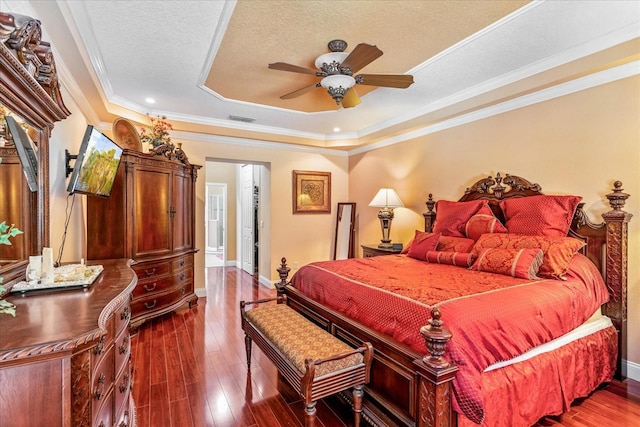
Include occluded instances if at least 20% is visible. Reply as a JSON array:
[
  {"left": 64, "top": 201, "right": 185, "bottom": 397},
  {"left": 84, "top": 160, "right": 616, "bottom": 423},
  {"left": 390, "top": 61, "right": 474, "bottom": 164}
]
[{"left": 0, "top": 11, "right": 70, "bottom": 286}]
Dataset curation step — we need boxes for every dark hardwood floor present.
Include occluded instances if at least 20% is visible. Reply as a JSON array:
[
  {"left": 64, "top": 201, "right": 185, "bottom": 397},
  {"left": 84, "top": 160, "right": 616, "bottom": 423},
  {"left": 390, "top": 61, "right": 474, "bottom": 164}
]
[{"left": 131, "top": 266, "right": 640, "bottom": 427}]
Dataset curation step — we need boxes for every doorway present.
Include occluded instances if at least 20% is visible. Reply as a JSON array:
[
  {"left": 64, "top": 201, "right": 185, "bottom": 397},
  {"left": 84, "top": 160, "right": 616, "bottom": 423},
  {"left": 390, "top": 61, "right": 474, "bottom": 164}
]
[
  {"left": 204, "top": 160, "right": 271, "bottom": 287},
  {"left": 205, "top": 183, "right": 226, "bottom": 268}
]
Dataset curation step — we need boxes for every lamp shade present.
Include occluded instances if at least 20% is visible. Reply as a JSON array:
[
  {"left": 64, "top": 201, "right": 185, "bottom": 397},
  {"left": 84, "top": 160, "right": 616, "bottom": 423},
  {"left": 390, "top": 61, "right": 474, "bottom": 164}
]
[
  {"left": 320, "top": 74, "right": 356, "bottom": 90},
  {"left": 368, "top": 188, "right": 404, "bottom": 208}
]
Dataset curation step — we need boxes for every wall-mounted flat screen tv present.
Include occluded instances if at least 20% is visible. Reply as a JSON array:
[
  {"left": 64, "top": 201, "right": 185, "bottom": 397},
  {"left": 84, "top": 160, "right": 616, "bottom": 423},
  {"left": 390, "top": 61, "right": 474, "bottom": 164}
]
[
  {"left": 66, "top": 125, "right": 123, "bottom": 197},
  {"left": 4, "top": 115, "right": 38, "bottom": 192}
]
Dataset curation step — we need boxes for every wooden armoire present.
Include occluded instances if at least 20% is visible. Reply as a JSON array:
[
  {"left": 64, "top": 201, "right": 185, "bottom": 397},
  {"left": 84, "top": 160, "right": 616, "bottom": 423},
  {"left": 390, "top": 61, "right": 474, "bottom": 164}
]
[{"left": 87, "top": 144, "right": 201, "bottom": 329}]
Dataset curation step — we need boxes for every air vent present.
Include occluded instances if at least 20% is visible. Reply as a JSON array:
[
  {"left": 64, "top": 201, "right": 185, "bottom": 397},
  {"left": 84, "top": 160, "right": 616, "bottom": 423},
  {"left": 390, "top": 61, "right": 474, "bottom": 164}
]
[{"left": 228, "top": 115, "right": 256, "bottom": 123}]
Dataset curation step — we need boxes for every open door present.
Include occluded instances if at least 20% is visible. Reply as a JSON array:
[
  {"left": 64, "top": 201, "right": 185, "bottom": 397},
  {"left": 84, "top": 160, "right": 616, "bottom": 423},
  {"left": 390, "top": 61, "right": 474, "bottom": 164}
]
[{"left": 241, "top": 165, "right": 254, "bottom": 274}]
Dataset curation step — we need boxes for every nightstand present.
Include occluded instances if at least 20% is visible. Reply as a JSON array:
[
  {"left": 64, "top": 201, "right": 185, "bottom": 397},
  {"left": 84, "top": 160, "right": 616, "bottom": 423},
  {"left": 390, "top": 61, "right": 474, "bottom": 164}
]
[{"left": 361, "top": 244, "right": 403, "bottom": 258}]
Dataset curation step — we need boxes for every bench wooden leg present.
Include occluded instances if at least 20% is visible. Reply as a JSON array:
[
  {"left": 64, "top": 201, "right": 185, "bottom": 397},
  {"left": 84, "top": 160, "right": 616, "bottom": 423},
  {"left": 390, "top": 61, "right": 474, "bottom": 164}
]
[
  {"left": 353, "top": 384, "right": 364, "bottom": 427},
  {"left": 244, "top": 334, "right": 252, "bottom": 368},
  {"left": 304, "top": 401, "right": 317, "bottom": 427}
]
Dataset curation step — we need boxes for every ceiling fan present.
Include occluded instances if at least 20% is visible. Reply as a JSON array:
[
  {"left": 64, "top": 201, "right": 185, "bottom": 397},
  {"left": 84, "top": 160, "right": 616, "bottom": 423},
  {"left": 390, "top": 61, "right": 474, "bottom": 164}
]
[{"left": 268, "top": 39, "right": 414, "bottom": 108}]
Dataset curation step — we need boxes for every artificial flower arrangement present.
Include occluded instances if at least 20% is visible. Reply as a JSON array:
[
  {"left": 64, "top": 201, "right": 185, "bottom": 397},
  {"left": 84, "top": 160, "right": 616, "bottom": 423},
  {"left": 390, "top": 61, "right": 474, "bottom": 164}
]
[
  {"left": 139, "top": 114, "right": 173, "bottom": 148},
  {"left": 0, "top": 220, "right": 22, "bottom": 316}
]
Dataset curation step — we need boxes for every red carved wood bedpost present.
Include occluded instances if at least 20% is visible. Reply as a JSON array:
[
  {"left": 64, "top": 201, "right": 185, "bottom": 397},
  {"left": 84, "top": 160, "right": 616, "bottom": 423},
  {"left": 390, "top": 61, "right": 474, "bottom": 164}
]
[
  {"left": 602, "top": 181, "right": 632, "bottom": 379},
  {"left": 415, "top": 307, "right": 458, "bottom": 427}
]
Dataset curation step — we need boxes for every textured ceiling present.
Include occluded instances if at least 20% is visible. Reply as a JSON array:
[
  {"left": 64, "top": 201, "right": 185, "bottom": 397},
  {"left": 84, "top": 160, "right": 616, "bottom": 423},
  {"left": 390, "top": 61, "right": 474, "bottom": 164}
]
[
  {"left": 205, "top": 0, "right": 527, "bottom": 113},
  {"left": 9, "top": 0, "right": 640, "bottom": 150}
]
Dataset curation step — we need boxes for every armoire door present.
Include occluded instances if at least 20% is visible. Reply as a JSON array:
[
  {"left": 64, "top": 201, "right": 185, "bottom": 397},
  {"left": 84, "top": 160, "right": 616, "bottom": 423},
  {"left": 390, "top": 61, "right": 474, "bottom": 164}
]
[
  {"left": 132, "top": 166, "right": 172, "bottom": 258},
  {"left": 172, "top": 170, "right": 193, "bottom": 253}
]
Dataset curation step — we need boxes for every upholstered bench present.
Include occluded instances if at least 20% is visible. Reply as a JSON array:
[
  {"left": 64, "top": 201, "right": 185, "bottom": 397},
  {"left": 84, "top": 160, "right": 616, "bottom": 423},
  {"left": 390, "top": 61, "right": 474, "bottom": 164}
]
[{"left": 240, "top": 297, "right": 373, "bottom": 427}]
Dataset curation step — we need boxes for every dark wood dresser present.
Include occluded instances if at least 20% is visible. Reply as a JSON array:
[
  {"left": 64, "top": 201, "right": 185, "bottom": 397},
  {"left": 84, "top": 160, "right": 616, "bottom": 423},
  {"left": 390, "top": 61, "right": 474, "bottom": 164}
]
[
  {"left": 0, "top": 259, "right": 137, "bottom": 427},
  {"left": 86, "top": 145, "right": 200, "bottom": 330}
]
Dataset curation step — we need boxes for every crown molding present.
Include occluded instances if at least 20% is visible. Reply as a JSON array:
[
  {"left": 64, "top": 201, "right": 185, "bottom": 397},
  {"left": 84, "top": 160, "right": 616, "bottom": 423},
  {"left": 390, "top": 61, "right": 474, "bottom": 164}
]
[
  {"left": 348, "top": 60, "right": 640, "bottom": 156},
  {"left": 170, "top": 130, "right": 349, "bottom": 157}
]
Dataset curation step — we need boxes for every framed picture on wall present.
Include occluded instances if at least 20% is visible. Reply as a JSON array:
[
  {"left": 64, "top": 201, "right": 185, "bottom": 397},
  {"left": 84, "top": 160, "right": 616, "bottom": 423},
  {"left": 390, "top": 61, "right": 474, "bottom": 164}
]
[{"left": 292, "top": 170, "right": 331, "bottom": 214}]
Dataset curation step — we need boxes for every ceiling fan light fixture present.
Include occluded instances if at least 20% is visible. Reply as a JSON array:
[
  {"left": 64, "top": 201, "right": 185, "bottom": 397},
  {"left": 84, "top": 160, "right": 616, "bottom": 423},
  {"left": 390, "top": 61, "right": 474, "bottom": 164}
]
[
  {"left": 320, "top": 74, "right": 355, "bottom": 104},
  {"left": 315, "top": 52, "right": 349, "bottom": 74}
]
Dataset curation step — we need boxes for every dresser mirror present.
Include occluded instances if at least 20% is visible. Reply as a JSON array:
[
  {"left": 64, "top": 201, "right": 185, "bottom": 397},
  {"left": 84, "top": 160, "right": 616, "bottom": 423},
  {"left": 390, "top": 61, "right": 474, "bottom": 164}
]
[
  {"left": 0, "top": 11, "right": 70, "bottom": 286},
  {"left": 333, "top": 202, "right": 356, "bottom": 260}
]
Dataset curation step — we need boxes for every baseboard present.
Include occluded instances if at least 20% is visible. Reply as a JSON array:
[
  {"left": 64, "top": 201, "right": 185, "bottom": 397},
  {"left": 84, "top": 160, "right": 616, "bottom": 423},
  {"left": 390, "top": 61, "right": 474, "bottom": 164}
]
[
  {"left": 626, "top": 359, "right": 640, "bottom": 382},
  {"left": 195, "top": 287, "right": 207, "bottom": 298},
  {"left": 259, "top": 274, "right": 273, "bottom": 288}
]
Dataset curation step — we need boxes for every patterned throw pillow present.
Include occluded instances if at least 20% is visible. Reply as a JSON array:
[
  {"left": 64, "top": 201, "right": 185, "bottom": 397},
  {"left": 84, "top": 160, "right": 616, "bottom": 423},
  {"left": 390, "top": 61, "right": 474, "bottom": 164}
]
[
  {"left": 432, "top": 199, "right": 488, "bottom": 237},
  {"left": 465, "top": 205, "right": 508, "bottom": 241},
  {"left": 471, "top": 233, "right": 586, "bottom": 279},
  {"left": 436, "top": 236, "right": 476, "bottom": 253},
  {"left": 407, "top": 231, "right": 441, "bottom": 260},
  {"left": 425, "top": 251, "right": 476, "bottom": 267},
  {"left": 470, "top": 247, "right": 544, "bottom": 279},
  {"left": 499, "top": 195, "right": 582, "bottom": 237}
]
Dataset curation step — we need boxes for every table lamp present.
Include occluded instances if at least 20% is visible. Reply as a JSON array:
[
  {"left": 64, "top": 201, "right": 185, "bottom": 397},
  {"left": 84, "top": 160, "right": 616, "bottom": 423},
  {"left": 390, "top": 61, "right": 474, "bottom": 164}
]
[{"left": 369, "top": 188, "right": 404, "bottom": 248}]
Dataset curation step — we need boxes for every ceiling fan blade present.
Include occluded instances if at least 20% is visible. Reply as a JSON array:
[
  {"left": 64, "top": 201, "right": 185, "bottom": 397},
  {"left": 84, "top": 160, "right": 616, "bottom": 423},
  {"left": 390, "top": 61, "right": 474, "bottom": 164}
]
[
  {"left": 280, "top": 83, "right": 320, "bottom": 99},
  {"left": 268, "top": 62, "right": 322, "bottom": 76},
  {"left": 341, "top": 89, "right": 361, "bottom": 108},
  {"left": 339, "top": 43, "right": 383, "bottom": 73},
  {"left": 356, "top": 74, "right": 414, "bottom": 88}
]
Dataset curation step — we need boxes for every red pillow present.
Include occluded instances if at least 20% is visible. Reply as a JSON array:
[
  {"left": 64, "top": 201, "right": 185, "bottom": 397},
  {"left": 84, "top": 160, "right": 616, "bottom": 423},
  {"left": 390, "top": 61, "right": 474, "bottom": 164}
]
[
  {"left": 471, "top": 248, "right": 543, "bottom": 279},
  {"left": 426, "top": 251, "right": 476, "bottom": 267},
  {"left": 465, "top": 205, "right": 507, "bottom": 241},
  {"left": 436, "top": 236, "right": 475, "bottom": 253},
  {"left": 433, "top": 199, "right": 488, "bottom": 237},
  {"left": 407, "top": 231, "right": 441, "bottom": 260},
  {"left": 471, "top": 233, "right": 585, "bottom": 279},
  {"left": 401, "top": 238, "right": 413, "bottom": 254},
  {"left": 499, "top": 195, "right": 581, "bottom": 237}
]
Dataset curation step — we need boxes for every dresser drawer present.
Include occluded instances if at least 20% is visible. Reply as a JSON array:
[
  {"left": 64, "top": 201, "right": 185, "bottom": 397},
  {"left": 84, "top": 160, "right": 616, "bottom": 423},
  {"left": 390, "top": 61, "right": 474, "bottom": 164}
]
[
  {"left": 132, "top": 274, "right": 177, "bottom": 299},
  {"left": 115, "top": 400, "right": 134, "bottom": 427},
  {"left": 115, "top": 327, "right": 131, "bottom": 376},
  {"left": 114, "top": 301, "right": 131, "bottom": 337},
  {"left": 172, "top": 254, "right": 193, "bottom": 271},
  {"left": 92, "top": 315, "right": 115, "bottom": 369},
  {"left": 92, "top": 346, "right": 115, "bottom": 412},
  {"left": 93, "top": 390, "right": 114, "bottom": 427},
  {"left": 115, "top": 361, "right": 133, "bottom": 418},
  {"left": 132, "top": 260, "right": 171, "bottom": 279},
  {"left": 131, "top": 286, "right": 190, "bottom": 315}
]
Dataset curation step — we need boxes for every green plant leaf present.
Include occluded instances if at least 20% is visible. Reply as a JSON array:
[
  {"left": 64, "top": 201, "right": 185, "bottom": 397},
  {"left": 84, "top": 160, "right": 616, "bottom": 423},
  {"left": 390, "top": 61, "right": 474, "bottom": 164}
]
[
  {"left": 8, "top": 227, "right": 23, "bottom": 237},
  {"left": 0, "top": 299, "right": 16, "bottom": 316}
]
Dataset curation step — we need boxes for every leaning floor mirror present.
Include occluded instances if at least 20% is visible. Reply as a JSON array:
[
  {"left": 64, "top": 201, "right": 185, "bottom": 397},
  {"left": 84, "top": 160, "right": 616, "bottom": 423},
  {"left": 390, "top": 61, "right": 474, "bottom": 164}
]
[{"left": 333, "top": 203, "right": 356, "bottom": 260}]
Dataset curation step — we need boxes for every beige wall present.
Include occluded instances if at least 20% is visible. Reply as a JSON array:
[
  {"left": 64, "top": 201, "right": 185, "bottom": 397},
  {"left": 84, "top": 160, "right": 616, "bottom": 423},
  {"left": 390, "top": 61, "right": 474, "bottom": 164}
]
[
  {"left": 178, "top": 141, "right": 348, "bottom": 288},
  {"left": 349, "top": 76, "right": 640, "bottom": 369}
]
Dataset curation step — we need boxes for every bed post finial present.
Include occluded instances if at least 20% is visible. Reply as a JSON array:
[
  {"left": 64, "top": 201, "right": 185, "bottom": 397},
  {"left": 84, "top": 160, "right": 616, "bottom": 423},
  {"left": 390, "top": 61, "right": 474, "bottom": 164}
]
[
  {"left": 276, "top": 257, "right": 291, "bottom": 295},
  {"left": 420, "top": 307, "right": 452, "bottom": 368},
  {"left": 606, "top": 181, "right": 630, "bottom": 213},
  {"left": 423, "top": 194, "right": 436, "bottom": 232}
]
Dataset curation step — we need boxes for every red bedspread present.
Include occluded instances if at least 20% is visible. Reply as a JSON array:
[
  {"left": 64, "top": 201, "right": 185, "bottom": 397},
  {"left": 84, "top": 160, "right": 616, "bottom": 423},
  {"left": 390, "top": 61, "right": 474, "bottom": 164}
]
[{"left": 290, "top": 253, "right": 609, "bottom": 424}]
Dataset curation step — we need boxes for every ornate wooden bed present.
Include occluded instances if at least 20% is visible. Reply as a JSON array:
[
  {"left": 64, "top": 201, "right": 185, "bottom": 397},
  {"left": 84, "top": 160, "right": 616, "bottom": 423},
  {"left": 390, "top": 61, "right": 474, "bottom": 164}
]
[{"left": 275, "top": 173, "right": 631, "bottom": 427}]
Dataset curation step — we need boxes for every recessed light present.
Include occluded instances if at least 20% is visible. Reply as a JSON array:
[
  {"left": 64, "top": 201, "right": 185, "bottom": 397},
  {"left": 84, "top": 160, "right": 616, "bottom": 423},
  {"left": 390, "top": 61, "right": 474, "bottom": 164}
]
[
  {"left": 333, "top": 127, "right": 340, "bottom": 132},
  {"left": 145, "top": 97, "right": 156, "bottom": 104}
]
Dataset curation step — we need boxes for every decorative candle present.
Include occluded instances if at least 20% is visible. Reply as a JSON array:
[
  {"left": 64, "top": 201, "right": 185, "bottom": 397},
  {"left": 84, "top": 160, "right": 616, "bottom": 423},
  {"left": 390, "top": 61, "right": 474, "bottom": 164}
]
[{"left": 41, "top": 247, "right": 55, "bottom": 284}]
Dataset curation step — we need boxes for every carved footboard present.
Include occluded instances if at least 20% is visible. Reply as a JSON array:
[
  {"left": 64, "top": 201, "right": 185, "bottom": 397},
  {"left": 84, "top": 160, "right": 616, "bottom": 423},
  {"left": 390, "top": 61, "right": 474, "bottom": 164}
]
[{"left": 276, "top": 258, "right": 458, "bottom": 427}]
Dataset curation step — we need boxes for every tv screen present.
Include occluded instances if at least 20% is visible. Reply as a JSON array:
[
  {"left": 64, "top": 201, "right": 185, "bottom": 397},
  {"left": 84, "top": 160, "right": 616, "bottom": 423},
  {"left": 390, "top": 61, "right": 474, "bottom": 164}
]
[
  {"left": 67, "top": 125, "right": 123, "bottom": 197},
  {"left": 4, "top": 115, "right": 38, "bottom": 192}
]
